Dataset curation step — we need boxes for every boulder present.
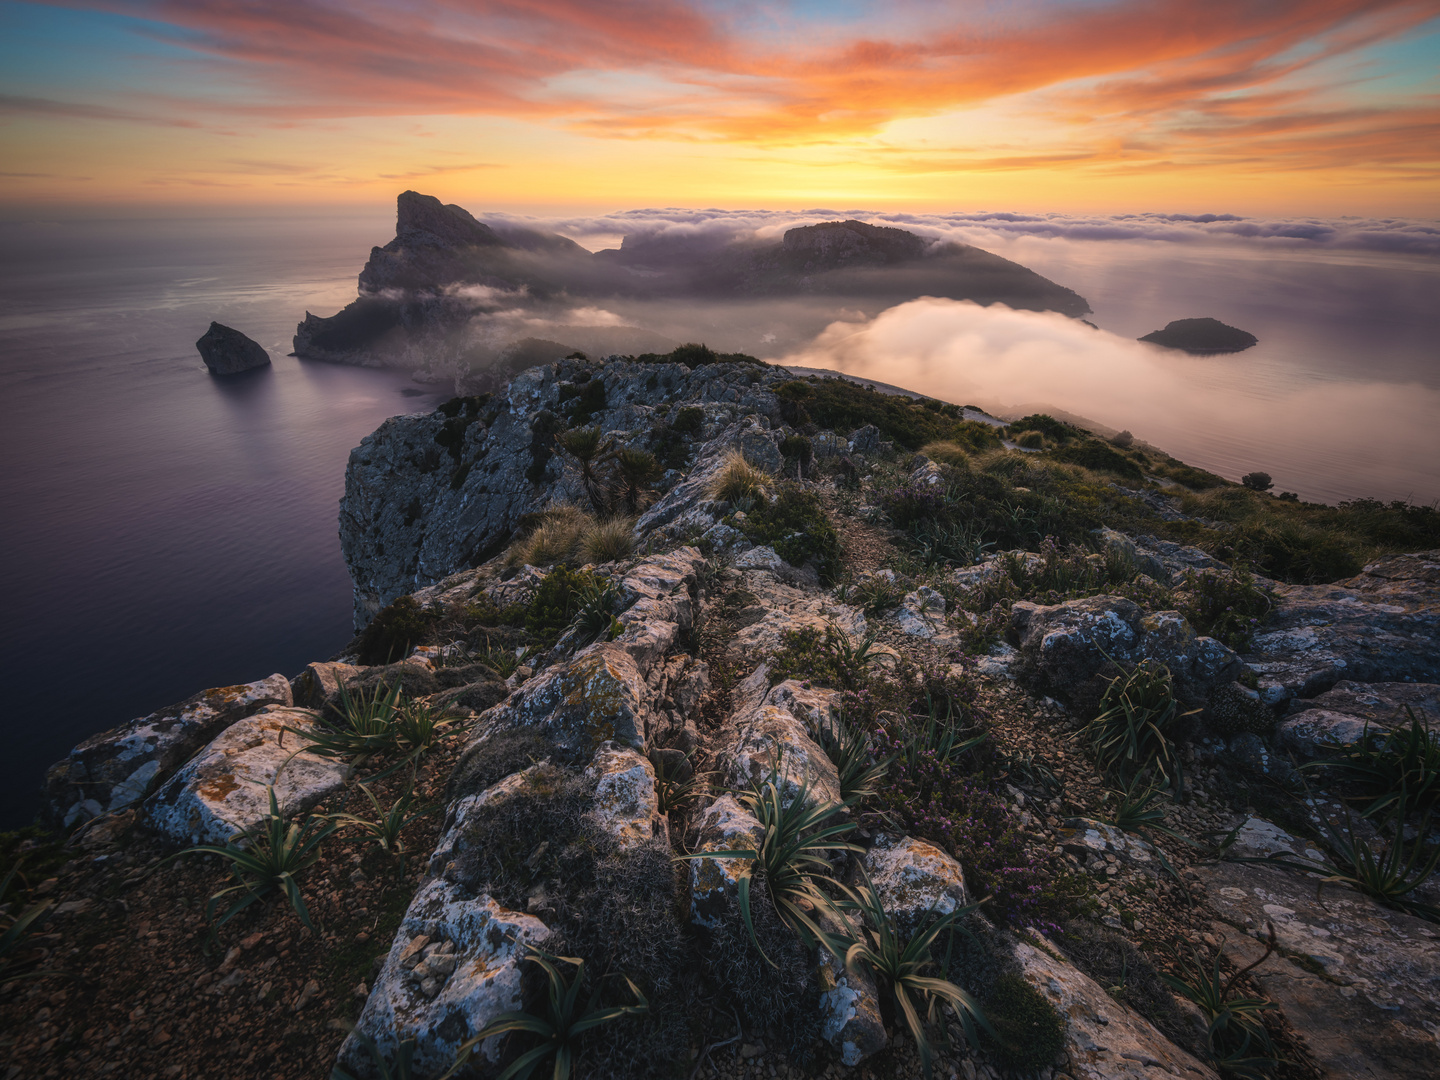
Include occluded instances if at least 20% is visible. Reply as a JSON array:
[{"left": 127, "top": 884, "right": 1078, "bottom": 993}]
[
  {"left": 1012, "top": 937, "right": 1219, "bottom": 1080},
  {"left": 337, "top": 879, "right": 552, "bottom": 1078},
  {"left": 815, "top": 936, "right": 888, "bottom": 1066},
  {"left": 289, "top": 662, "right": 362, "bottom": 710},
  {"left": 894, "top": 586, "right": 946, "bottom": 638},
  {"left": 476, "top": 642, "right": 651, "bottom": 753},
  {"left": 734, "top": 545, "right": 784, "bottom": 572},
  {"left": 859, "top": 834, "right": 968, "bottom": 934},
  {"left": 1197, "top": 857, "right": 1440, "bottom": 1080},
  {"left": 721, "top": 680, "right": 844, "bottom": 810},
  {"left": 1009, "top": 595, "right": 1239, "bottom": 710},
  {"left": 195, "top": 322, "right": 270, "bottom": 375},
  {"left": 584, "top": 741, "right": 666, "bottom": 849},
  {"left": 1055, "top": 818, "right": 1161, "bottom": 878},
  {"left": 688, "top": 795, "right": 766, "bottom": 930},
  {"left": 847, "top": 424, "right": 880, "bottom": 453},
  {"left": 1279, "top": 681, "right": 1440, "bottom": 758},
  {"left": 43, "top": 674, "right": 292, "bottom": 828},
  {"left": 1242, "top": 552, "right": 1440, "bottom": 706},
  {"left": 142, "top": 705, "right": 350, "bottom": 845}
]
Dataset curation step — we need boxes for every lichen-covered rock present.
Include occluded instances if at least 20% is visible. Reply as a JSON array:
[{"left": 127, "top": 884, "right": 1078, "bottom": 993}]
[
  {"left": 612, "top": 546, "right": 702, "bottom": 670},
  {"left": 635, "top": 415, "right": 779, "bottom": 540},
  {"left": 688, "top": 795, "right": 766, "bottom": 930},
  {"left": 1278, "top": 681, "right": 1440, "bottom": 758},
  {"left": 43, "top": 674, "right": 292, "bottom": 828},
  {"left": 477, "top": 642, "right": 651, "bottom": 753},
  {"left": 721, "top": 682, "right": 843, "bottom": 811},
  {"left": 1243, "top": 551, "right": 1440, "bottom": 706},
  {"left": 1221, "top": 816, "right": 1326, "bottom": 865},
  {"left": 143, "top": 705, "right": 350, "bottom": 845},
  {"left": 585, "top": 741, "right": 666, "bottom": 849},
  {"left": 894, "top": 586, "right": 946, "bottom": 638},
  {"left": 1013, "top": 937, "right": 1219, "bottom": 1080},
  {"left": 337, "top": 879, "right": 552, "bottom": 1078},
  {"left": 1009, "top": 595, "right": 1238, "bottom": 710},
  {"left": 816, "top": 939, "right": 888, "bottom": 1066},
  {"left": 728, "top": 575, "right": 865, "bottom": 656},
  {"left": 289, "top": 661, "right": 362, "bottom": 710},
  {"left": 734, "top": 545, "right": 784, "bottom": 571},
  {"left": 859, "top": 834, "right": 967, "bottom": 933},
  {"left": 1197, "top": 858, "right": 1440, "bottom": 1080}
]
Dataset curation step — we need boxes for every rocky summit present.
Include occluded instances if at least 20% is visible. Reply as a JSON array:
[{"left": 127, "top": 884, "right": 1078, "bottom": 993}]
[{"left": 9, "top": 350, "right": 1440, "bottom": 1080}]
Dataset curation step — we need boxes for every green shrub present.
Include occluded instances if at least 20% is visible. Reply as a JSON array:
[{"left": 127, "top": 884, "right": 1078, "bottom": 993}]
[
  {"left": 737, "top": 483, "right": 844, "bottom": 583},
  {"left": 1174, "top": 568, "right": 1273, "bottom": 651},
  {"left": 1015, "top": 431, "right": 1044, "bottom": 449},
  {"left": 355, "top": 596, "right": 436, "bottom": 665},
  {"left": 1047, "top": 439, "right": 1145, "bottom": 482},
  {"left": 632, "top": 342, "right": 761, "bottom": 369},
  {"left": 983, "top": 973, "right": 1066, "bottom": 1072},
  {"left": 526, "top": 567, "right": 600, "bottom": 643},
  {"left": 771, "top": 377, "right": 988, "bottom": 451},
  {"left": 1086, "top": 660, "right": 1191, "bottom": 789},
  {"left": 1008, "top": 413, "right": 1080, "bottom": 443},
  {"left": 671, "top": 406, "right": 704, "bottom": 434}
]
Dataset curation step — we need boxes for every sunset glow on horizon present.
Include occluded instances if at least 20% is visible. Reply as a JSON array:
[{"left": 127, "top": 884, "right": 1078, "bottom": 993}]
[{"left": 2, "top": 0, "right": 1438, "bottom": 217}]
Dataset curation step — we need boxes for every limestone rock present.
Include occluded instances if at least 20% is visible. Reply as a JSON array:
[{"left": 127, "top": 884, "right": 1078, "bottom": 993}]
[
  {"left": 1279, "top": 681, "right": 1440, "bottom": 758},
  {"left": 734, "top": 545, "right": 784, "bottom": 571},
  {"left": 1012, "top": 937, "right": 1219, "bottom": 1080},
  {"left": 289, "top": 662, "right": 362, "bottom": 710},
  {"left": 584, "top": 741, "right": 666, "bottom": 849},
  {"left": 1242, "top": 551, "right": 1440, "bottom": 706},
  {"left": 1009, "top": 595, "right": 1238, "bottom": 710},
  {"left": 1221, "top": 816, "right": 1325, "bottom": 865},
  {"left": 816, "top": 938, "right": 888, "bottom": 1066},
  {"left": 859, "top": 834, "right": 968, "bottom": 933},
  {"left": 1197, "top": 858, "right": 1440, "bottom": 1079},
  {"left": 43, "top": 674, "right": 292, "bottom": 828},
  {"left": 337, "top": 878, "right": 552, "bottom": 1078},
  {"left": 688, "top": 795, "right": 766, "bottom": 930},
  {"left": 721, "top": 680, "right": 843, "bottom": 810},
  {"left": 1056, "top": 818, "right": 1160, "bottom": 876},
  {"left": 894, "top": 586, "right": 946, "bottom": 638},
  {"left": 340, "top": 359, "right": 776, "bottom": 629},
  {"left": 143, "top": 706, "right": 350, "bottom": 845},
  {"left": 476, "top": 642, "right": 651, "bottom": 754},
  {"left": 195, "top": 322, "right": 270, "bottom": 375}
]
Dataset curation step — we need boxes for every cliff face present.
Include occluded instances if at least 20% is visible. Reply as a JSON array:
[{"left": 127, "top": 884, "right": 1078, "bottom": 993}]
[{"left": 340, "top": 355, "right": 784, "bottom": 628}]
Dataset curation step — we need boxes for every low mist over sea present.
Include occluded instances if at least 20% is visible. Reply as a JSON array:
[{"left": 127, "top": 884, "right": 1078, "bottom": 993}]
[{"left": 0, "top": 208, "right": 1436, "bottom": 824}]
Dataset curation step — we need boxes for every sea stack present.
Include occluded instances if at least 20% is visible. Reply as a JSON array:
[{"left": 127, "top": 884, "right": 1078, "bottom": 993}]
[
  {"left": 196, "top": 322, "right": 271, "bottom": 375},
  {"left": 1140, "top": 317, "right": 1257, "bottom": 354}
]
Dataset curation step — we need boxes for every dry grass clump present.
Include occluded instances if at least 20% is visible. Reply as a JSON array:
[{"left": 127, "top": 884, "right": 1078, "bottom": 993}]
[
  {"left": 579, "top": 516, "right": 637, "bottom": 564},
  {"left": 707, "top": 450, "right": 769, "bottom": 503},
  {"left": 919, "top": 440, "right": 972, "bottom": 467},
  {"left": 507, "top": 505, "right": 640, "bottom": 569},
  {"left": 506, "top": 504, "right": 594, "bottom": 568}
]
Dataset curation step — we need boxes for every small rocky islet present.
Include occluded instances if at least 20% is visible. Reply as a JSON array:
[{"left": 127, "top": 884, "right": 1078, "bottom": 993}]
[
  {"left": 1139, "top": 318, "right": 1258, "bottom": 355},
  {"left": 8, "top": 365, "right": 1440, "bottom": 1075}
]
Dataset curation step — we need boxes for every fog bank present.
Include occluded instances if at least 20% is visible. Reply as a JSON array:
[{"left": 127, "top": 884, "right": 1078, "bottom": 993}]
[{"left": 778, "top": 299, "right": 1440, "bottom": 506}]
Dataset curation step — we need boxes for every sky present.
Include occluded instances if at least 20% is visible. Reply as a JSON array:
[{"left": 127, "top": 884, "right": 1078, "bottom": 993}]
[{"left": 2, "top": 0, "right": 1438, "bottom": 216}]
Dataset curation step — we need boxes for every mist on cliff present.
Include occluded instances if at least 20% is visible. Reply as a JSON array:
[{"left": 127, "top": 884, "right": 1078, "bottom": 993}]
[{"left": 779, "top": 298, "right": 1440, "bottom": 506}]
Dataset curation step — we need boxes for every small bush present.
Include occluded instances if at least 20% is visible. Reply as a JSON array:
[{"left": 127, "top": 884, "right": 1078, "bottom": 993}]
[
  {"left": 355, "top": 596, "right": 436, "bottom": 665},
  {"left": 1173, "top": 568, "right": 1272, "bottom": 651},
  {"left": 1008, "top": 413, "right": 1080, "bottom": 443},
  {"left": 526, "top": 566, "right": 601, "bottom": 643},
  {"left": 1110, "top": 429, "right": 1135, "bottom": 448},
  {"left": 737, "top": 483, "right": 843, "bottom": 583},
  {"left": 1086, "top": 660, "right": 1190, "bottom": 789},
  {"left": 1241, "top": 471, "right": 1274, "bottom": 492},
  {"left": 983, "top": 973, "right": 1066, "bottom": 1072},
  {"left": 671, "top": 406, "right": 704, "bottom": 434},
  {"left": 1048, "top": 439, "right": 1145, "bottom": 482},
  {"left": 708, "top": 451, "right": 769, "bottom": 504},
  {"left": 1015, "top": 431, "right": 1044, "bottom": 449}
]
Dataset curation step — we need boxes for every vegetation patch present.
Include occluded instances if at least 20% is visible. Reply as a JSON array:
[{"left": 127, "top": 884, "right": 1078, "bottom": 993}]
[
  {"left": 525, "top": 566, "right": 604, "bottom": 644},
  {"left": 353, "top": 595, "right": 438, "bottom": 665},
  {"left": 773, "top": 377, "right": 999, "bottom": 451},
  {"left": 735, "top": 482, "right": 844, "bottom": 583},
  {"left": 981, "top": 972, "right": 1066, "bottom": 1072}
]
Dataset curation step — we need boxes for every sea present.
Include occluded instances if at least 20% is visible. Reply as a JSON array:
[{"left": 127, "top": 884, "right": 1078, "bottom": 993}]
[{"left": 1, "top": 210, "right": 1436, "bottom": 826}]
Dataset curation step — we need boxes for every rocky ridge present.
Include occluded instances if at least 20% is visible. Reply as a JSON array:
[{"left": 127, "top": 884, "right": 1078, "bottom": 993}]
[{"left": 10, "top": 359, "right": 1440, "bottom": 1080}]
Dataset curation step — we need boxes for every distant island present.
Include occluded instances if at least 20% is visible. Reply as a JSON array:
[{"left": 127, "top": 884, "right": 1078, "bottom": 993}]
[
  {"left": 1140, "top": 317, "right": 1257, "bottom": 354},
  {"left": 293, "top": 191, "right": 1091, "bottom": 381},
  {"left": 195, "top": 322, "right": 270, "bottom": 375}
]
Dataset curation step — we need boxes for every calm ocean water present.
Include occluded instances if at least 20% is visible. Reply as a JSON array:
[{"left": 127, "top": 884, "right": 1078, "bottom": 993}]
[{"left": 1, "top": 212, "right": 1435, "bottom": 826}]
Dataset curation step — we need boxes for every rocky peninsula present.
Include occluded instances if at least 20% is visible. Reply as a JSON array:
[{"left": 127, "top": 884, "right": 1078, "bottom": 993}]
[
  {"left": 6, "top": 349, "right": 1439, "bottom": 1080},
  {"left": 292, "top": 192, "right": 1091, "bottom": 377}
]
